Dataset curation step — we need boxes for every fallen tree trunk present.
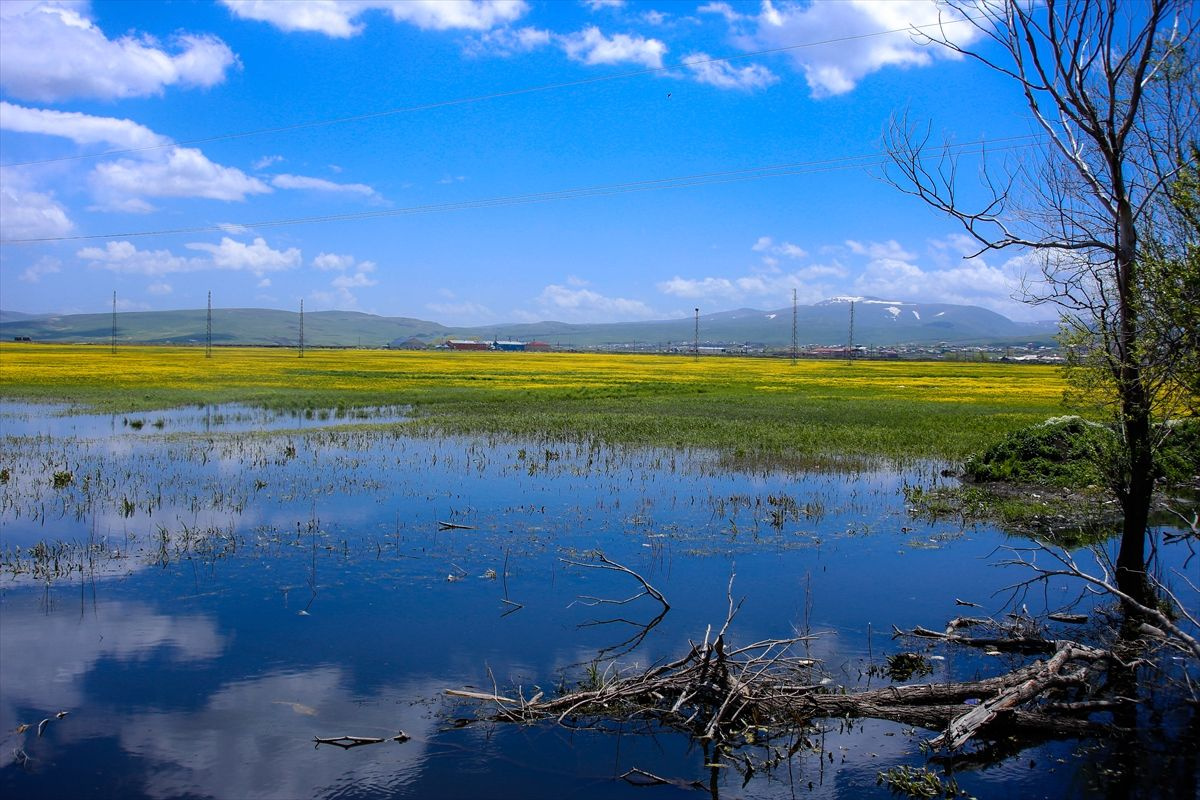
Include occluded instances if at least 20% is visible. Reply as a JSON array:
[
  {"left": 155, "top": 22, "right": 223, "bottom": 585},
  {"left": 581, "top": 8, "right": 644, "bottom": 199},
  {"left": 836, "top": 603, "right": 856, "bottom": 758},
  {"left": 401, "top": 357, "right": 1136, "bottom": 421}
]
[{"left": 447, "top": 631, "right": 1116, "bottom": 752}]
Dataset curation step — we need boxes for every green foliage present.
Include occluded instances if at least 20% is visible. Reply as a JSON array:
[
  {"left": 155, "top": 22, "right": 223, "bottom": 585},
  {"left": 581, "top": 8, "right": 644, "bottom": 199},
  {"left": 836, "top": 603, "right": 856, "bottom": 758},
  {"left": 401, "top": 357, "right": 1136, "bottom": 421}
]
[
  {"left": 885, "top": 652, "right": 933, "bottom": 682},
  {"left": 1157, "top": 417, "right": 1200, "bottom": 487},
  {"left": 964, "top": 416, "right": 1116, "bottom": 488},
  {"left": 877, "top": 766, "right": 971, "bottom": 799},
  {"left": 964, "top": 415, "right": 1199, "bottom": 492}
]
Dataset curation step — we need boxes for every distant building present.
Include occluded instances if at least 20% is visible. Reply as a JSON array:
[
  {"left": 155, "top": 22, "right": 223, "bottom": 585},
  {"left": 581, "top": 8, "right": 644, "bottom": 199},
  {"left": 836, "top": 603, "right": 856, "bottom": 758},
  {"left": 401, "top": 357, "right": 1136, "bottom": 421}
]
[
  {"left": 447, "top": 339, "right": 490, "bottom": 351},
  {"left": 492, "top": 340, "right": 526, "bottom": 352},
  {"left": 526, "top": 340, "right": 552, "bottom": 352}
]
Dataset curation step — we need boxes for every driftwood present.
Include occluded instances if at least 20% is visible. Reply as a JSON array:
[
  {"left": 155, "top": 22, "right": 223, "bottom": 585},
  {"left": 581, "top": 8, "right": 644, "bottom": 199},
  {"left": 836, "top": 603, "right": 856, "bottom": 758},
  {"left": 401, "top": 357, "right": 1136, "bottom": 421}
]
[
  {"left": 313, "top": 732, "right": 411, "bottom": 750},
  {"left": 561, "top": 552, "right": 672, "bottom": 660},
  {"left": 448, "top": 610, "right": 1118, "bottom": 754}
]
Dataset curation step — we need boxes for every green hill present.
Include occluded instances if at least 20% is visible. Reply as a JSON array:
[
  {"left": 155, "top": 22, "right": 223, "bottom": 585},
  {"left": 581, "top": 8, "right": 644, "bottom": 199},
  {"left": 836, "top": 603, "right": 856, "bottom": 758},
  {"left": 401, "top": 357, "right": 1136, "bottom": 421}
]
[{"left": 0, "top": 299, "right": 1058, "bottom": 349}]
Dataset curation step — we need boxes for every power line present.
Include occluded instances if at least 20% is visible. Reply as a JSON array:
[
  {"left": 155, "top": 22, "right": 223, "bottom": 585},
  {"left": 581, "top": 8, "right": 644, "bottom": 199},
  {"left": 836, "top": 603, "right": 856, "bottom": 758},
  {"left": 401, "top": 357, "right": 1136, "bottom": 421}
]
[
  {"left": 0, "top": 16, "right": 979, "bottom": 169},
  {"left": 0, "top": 134, "right": 1042, "bottom": 245}
]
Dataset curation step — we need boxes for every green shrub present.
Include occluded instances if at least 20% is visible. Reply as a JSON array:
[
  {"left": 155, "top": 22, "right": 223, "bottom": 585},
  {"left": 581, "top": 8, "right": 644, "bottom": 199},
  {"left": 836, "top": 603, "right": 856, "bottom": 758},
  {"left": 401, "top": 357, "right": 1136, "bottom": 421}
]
[{"left": 964, "top": 416, "right": 1116, "bottom": 487}]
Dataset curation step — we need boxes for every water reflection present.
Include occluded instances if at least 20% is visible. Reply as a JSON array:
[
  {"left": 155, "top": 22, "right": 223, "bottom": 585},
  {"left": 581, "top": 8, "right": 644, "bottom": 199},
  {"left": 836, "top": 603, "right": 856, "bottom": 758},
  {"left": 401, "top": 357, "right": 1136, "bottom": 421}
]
[{"left": 1, "top": 404, "right": 1194, "bottom": 799}]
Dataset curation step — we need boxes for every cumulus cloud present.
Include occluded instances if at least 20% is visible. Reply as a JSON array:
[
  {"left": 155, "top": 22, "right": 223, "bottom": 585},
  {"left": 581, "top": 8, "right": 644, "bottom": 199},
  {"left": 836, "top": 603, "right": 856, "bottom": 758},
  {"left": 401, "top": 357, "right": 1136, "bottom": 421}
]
[
  {"left": 3, "top": 102, "right": 273, "bottom": 211},
  {"left": 253, "top": 155, "right": 284, "bottom": 170},
  {"left": 221, "top": 0, "right": 527, "bottom": 38},
  {"left": 531, "top": 283, "right": 658, "bottom": 321},
  {"left": 270, "top": 173, "right": 380, "bottom": 199},
  {"left": 845, "top": 238, "right": 915, "bottom": 262},
  {"left": 186, "top": 237, "right": 302, "bottom": 274},
  {"left": 560, "top": 26, "right": 666, "bottom": 68},
  {"left": 658, "top": 266, "right": 843, "bottom": 305},
  {"left": 0, "top": 176, "right": 73, "bottom": 240},
  {"left": 309, "top": 252, "right": 379, "bottom": 305},
  {"left": 0, "top": 101, "right": 169, "bottom": 151},
  {"left": 18, "top": 256, "right": 62, "bottom": 283},
  {"left": 697, "top": 2, "right": 742, "bottom": 23},
  {"left": 331, "top": 270, "right": 378, "bottom": 289},
  {"left": 92, "top": 147, "right": 270, "bottom": 210},
  {"left": 731, "top": 0, "right": 981, "bottom": 98},
  {"left": 462, "top": 25, "right": 551, "bottom": 57},
  {"left": 78, "top": 237, "right": 301, "bottom": 277},
  {"left": 683, "top": 52, "right": 778, "bottom": 91},
  {"left": 583, "top": 0, "right": 625, "bottom": 10},
  {"left": 78, "top": 241, "right": 203, "bottom": 276},
  {"left": 0, "top": 2, "right": 237, "bottom": 102},
  {"left": 752, "top": 236, "right": 807, "bottom": 260},
  {"left": 146, "top": 281, "right": 173, "bottom": 295},
  {"left": 312, "top": 252, "right": 356, "bottom": 271}
]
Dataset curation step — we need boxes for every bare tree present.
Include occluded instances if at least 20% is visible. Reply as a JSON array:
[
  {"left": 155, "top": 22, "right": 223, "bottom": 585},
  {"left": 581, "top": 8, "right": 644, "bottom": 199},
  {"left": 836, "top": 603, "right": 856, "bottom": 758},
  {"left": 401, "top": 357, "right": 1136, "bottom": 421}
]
[{"left": 885, "top": 0, "right": 1199, "bottom": 601}]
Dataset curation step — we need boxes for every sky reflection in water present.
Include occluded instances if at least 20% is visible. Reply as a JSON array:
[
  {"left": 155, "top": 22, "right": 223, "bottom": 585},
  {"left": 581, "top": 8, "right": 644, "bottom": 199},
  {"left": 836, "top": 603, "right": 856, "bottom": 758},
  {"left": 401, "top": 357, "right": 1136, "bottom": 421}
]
[{"left": 0, "top": 403, "right": 1174, "bottom": 799}]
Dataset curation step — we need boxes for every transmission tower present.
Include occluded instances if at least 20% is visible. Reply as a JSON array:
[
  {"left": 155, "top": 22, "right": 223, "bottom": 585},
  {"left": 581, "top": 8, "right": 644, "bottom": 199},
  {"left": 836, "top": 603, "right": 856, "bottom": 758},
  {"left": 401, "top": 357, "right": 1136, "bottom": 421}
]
[
  {"left": 298, "top": 299, "right": 305, "bottom": 358},
  {"left": 205, "top": 291, "right": 212, "bottom": 358},
  {"left": 693, "top": 307, "right": 699, "bottom": 358},
  {"left": 791, "top": 288, "right": 798, "bottom": 365},
  {"left": 110, "top": 291, "right": 116, "bottom": 354},
  {"left": 847, "top": 300, "right": 855, "bottom": 364}
]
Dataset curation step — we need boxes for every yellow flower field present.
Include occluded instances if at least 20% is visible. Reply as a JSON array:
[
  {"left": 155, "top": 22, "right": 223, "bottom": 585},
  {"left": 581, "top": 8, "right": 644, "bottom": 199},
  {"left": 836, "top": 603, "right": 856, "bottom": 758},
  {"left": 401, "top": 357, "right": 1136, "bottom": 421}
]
[{"left": 0, "top": 344, "right": 1072, "bottom": 464}]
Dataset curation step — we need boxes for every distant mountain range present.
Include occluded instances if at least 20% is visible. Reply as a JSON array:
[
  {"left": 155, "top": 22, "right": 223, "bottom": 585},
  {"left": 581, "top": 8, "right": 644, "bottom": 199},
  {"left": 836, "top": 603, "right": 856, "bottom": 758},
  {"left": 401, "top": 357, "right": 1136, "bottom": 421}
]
[{"left": 0, "top": 298, "right": 1059, "bottom": 349}]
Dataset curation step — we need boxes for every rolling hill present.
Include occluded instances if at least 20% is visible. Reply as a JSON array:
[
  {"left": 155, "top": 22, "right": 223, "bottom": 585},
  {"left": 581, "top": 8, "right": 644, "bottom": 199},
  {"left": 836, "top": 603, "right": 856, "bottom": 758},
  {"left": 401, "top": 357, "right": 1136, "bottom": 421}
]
[{"left": 0, "top": 298, "right": 1058, "bottom": 349}]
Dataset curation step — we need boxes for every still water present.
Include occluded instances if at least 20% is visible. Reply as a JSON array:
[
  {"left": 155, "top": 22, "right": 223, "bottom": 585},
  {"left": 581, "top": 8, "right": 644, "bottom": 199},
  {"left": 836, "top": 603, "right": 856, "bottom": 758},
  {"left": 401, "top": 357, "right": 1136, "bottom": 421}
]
[{"left": 0, "top": 402, "right": 1194, "bottom": 799}]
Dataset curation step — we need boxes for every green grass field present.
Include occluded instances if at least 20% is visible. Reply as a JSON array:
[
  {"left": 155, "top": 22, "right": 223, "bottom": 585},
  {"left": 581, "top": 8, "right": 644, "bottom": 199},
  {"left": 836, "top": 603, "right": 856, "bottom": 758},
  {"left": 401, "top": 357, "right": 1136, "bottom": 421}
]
[{"left": 0, "top": 344, "right": 1075, "bottom": 467}]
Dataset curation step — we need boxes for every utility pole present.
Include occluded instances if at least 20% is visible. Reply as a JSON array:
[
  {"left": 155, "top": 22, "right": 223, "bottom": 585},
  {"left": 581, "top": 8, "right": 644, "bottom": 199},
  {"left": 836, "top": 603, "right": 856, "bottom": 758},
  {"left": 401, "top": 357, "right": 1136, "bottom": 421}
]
[
  {"left": 298, "top": 299, "right": 305, "bottom": 358},
  {"left": 693, "top": 307, "right": 699, "bottom": 358},
  {"left": 847, "top": 300, "right": 855, "bottom": 365},
  {"left": 791, "top": 288, "right": 798, "bottom": 365},
  {"left": 206, "top": 291, "right": 212, "bottom": 358},
  {"left": 110, "top": 291, "right": 116, "bottom": 354}
]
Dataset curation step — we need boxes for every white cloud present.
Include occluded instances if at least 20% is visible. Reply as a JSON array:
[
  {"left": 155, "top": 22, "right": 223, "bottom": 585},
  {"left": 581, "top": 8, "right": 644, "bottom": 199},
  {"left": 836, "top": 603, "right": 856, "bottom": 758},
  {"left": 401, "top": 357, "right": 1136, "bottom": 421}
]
[
  {"left": 658, "top": 266, "right": 842, "bottom": 304},
  {"left": 18, "top": 256, "right": 62, "bottom": 283},
  {"left": 147, "top": 281, "right": 173, "bottom": 295},
  {"left": 331, "top": 271, "right": 378, "bottom": 289},
  {"left": 751, "top": 236, "right": 807, "bottom": 260},
  {"left": 838, "top": 234, "right": 1036, "bottom": 318},
  {"left": 186, "top": 237, "right": 302, "bottom": 274},
  {"left": 462, "top": 25, "right": 551, "bottom": 57},
  {"left": 270, "top": 173, "right": 380, "bottom": 199},
  {"left": 697, "top": 2, "right": 742, "bottom": 23},
  {"left": 253, "top": 154, "right": 284, "bottom": 170},
  {"left": 92, "top": 146, "right": 271, "bottom": 210},
  {"left": 0, "top": 176, "right": 73, "bottom": 240},
  {"left": 560, "top": 26, "right": 666, "bottom": 68},
  {"left": 583, "top": 0, "right": 625, "bottom": 9},
  {"left": 1, "top": 104, "right": 264, "bottom": 213},
  {"left": 78, "top": 241, "right": 202, "bottom": 276},
  {"left": 0, "top": 101, "right": 169, "bottom": 150},
  {"left": 683, "top": 52, "right": 778, "bottom": 91},
  {"left": 78, "top": 237, "right": 301, "bottom": 278},
  {"left": 531, "top": 283, "right": 658, "bottom": 321},
  {"left": 221, "top": 0, "right": 527, "bottom": 38},
  {"left": 312, "top": 252, "right": 356, "bottom": 271},
  {"left": 0, "top": 2, "right": 236, "bottom": 102},
  {"left": 845, "top": 239, "right": 915, "bottom": 261},
  {"left": 737, "top": 0, "right": 981, "bottom": 98}
]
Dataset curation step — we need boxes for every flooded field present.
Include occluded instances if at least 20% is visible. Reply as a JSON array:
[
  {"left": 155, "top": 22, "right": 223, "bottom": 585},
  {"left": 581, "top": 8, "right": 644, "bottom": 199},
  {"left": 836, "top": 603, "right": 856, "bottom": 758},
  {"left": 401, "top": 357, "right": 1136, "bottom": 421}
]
[{"left": 1, "top": 401, "right": 1194, "bottom": 799}]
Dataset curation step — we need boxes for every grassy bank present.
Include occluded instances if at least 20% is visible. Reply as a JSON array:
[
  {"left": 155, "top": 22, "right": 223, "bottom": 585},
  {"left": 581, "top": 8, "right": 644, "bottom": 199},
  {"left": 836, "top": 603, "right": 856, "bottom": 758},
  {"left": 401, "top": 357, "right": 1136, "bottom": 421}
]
[{"left": 0, "top": 344, "right": 1073, "bottom": 466}]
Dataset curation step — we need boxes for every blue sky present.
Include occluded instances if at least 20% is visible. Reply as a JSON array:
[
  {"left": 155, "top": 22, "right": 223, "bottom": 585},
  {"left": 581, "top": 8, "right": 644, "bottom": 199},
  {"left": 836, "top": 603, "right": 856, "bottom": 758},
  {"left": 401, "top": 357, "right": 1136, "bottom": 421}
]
[{"left": 1, "top": 0, "right": 1052, "bottom": 324}]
